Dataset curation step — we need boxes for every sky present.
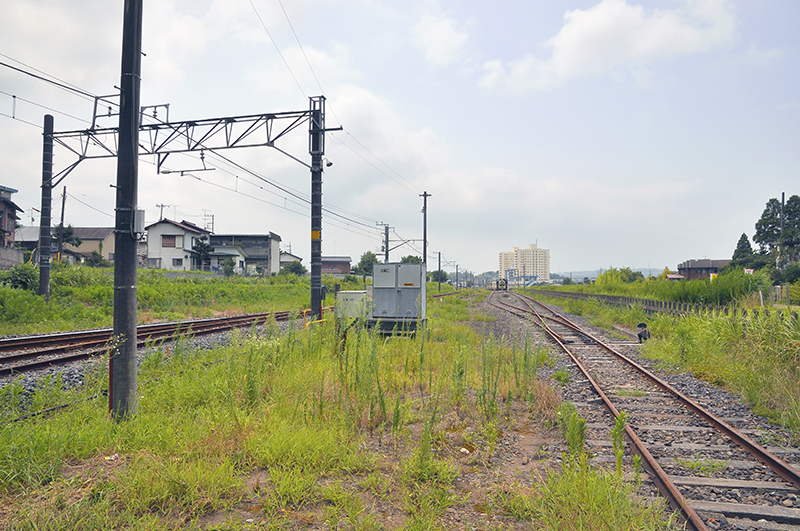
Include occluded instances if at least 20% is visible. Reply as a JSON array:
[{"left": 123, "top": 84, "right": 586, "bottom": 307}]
[{"left": 1, "top": 0, "right": 798, "bottom": 276}]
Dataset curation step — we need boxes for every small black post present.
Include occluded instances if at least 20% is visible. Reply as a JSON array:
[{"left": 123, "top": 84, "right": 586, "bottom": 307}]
[
  {"left": 38, "top": 114, "right": 54, "bottom": 301},
  {"left": 438, "top": 251, "right": 441, "bottom": 292},
  {"left": 110, "top": 0, "right": 143, "bottom": 420}
]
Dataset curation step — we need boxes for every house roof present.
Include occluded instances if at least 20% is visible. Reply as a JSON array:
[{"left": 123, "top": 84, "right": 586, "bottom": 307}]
[
  {"left": 15, "top": 226, "right": 39, "bottom": 242},
  {"left": 72, "top": 227, "right": 114, "bottom": 240},
  {"left": 677, "top": 259, "right": 730, "bottom": 270},
  {"left": 145, "top": 218, "right": 210, "bottom": 234},
  {"left": 280, "top": 251, "right": 303, "bottom": 263},
  {"left": 321, "top": 256, "right": 352, "bottom": 262},
  {"left": 0, "top": 196, "right": 23, "bottom": 214}
]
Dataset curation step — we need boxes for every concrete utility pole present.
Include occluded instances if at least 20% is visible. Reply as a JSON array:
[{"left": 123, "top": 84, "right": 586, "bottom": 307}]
[
  {"left": 420, "top": 191, "right": 430, "bottom": 264},
  {"left": 57, "top": 187, "right": 66, "bottom": 259},
  {"left": 110, "top": 0, "right": 144, "bottom": 420},
  {"left": 455, "top": 264, "right": 459, "bottom": 289},
  {"left": 309, "top": 98, "right": 324, "bottom": 320},
  {"left": 38, "top": 115, "right": 54, "bottom": 301},
  {"left": 438, "top": 251, "right": 441, "bottom": 292},
  {"left": 384, "top": 224, "right": 390, "bottom": 262}
]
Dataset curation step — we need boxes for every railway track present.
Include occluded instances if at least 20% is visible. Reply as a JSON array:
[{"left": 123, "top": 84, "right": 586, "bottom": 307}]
[
  {"left": 0, "top": 310, "right": 298, "bottom": 378},
  {"left": 488, "top": 290, "right": 800, "bottom": 531}
]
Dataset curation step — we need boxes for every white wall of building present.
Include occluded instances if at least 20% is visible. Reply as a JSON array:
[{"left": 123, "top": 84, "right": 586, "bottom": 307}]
[{"left": 499, "top": 243, "right": 550, "bottom": 282}]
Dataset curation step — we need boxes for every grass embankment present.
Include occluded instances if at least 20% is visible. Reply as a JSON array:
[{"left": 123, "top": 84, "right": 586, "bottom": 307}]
[
  {"left": 0, "top": 291, "right": 680, "bottom": 530},
  {"left": 531, "top": 292, "right": 800, "bottom": 438},
  {"left": 552, "top": 268, "right": 784, "bottom": 306},
  {"left": 0, "top": 264, "right": 365, "bottom": 336}
]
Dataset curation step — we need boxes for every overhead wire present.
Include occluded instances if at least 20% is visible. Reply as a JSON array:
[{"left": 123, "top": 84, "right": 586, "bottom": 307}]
[
  {"left": 2, "top": 43, "right": 389, "bottom": 245},
  {"left": 247, "top": 0, "right": 307, "bottom": 99},
  {"left": 270, "top": 1, "right": 423, "bottom": 196},
  {"left": 0, "top": 90, "right": 90, "bottom": 124},
  {"left": 66, "top": 192, "right": 114, "bottom": 218},
  {"left": 0, "top": 55, "right": 96, "bottom": 101}
]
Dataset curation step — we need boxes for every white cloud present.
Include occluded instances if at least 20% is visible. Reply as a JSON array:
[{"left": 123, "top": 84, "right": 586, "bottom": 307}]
[
  {"left": 481, "top": 0, "right": 736, "bottom": 93},
  {"left": 413, "top": 15, "right": 470, "bottom": 67}
]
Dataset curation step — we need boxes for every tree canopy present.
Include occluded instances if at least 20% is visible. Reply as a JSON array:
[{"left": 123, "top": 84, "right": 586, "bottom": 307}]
[
  {"left": 731, "top": 233, "right": 754, "bottom": 262},
  {"left": 752, "top": 194, "right": 800, "bottom": 272},
  {"left": 352, "top": 251, "right": 380, "bottom": 275},
  {"left": 281, "top": 261, "right": 307, "bottom": 276},
  {"left": 400, "top": 255, "right": 422, "bottom": 264},
  {"left": 429, "top": 269, "right": 448, "bottom": 282},
  {"left": 53, "top": 224, "right": 82, "bottom": 250}
]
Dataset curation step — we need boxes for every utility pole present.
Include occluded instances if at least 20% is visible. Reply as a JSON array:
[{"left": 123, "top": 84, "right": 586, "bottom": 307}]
[
  {"left": 156, "top": 203, "right": 170, "bottom": 220},
  {"left": 110, "top": 0, "right": 143, "bottom": 420},
  {"left": 455, "top": 264, "right": 459, "bottom": 289},
  {"left": 38, "top": 114, "right": 54, "bottom": 301},
  {"left": 308, "top": 97, "right": 341, "bottom": 319},
  {"left": 309, "top": 99, "right": 323, "bottom": 320},
  {"left": 377, "top": 223, "right": 390, "bottom": 262},
  {"left": 57, "top": 186, "right": 66, "bottom": 259},
  {"left": 420, "top": 191, "right": 430, "bottom": 264},
  {"left": 384, "top": 224, "right": 390, "bottom": 262},
  {"left": 438, "top": 251, "right": 441, "bottom": 292}
]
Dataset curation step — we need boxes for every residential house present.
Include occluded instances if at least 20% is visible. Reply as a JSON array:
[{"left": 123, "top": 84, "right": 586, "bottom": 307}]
[
  {"left": 677, "top": 259, "right": 730, "bottom": 281},
  {"left": 145, "top": 219, "right": 210, "bottom": 271},
  {"left": 321, "top": 256, "right": 352, "bottom": 277},
  {"left": 209, "top": 233, "right": 281, "bottom": 275},
  {"left": 280, "top": 250, "right": 304, "bottom": 271},
  {"left": 0, "top": 185, "right": 23, "bottom": 269},
  {"left": 63, "top": 227, "right": 115, "bottom": 263},
  {"left": 0, "top": 185, "right": 22, "bottom": 249}
]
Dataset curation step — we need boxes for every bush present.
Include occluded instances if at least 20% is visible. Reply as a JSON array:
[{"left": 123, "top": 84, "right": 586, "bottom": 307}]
[{"left": 0, "top": 263, "right": 39, "bottom": 292}]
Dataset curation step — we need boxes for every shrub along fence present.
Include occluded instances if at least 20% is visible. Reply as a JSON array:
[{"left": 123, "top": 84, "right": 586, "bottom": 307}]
[{"left": 525, "top": 289, "right": 800, "bottom": 324}]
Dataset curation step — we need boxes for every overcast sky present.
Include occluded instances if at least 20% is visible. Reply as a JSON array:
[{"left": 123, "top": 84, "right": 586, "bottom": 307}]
[{"left": 1, "top": 0, "right": 797, "bottom": 275}]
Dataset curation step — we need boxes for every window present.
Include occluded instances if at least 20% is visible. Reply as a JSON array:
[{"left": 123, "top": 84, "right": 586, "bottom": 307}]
[
  {"left": 173, "top": 258, "right": 183, "bottom": 266},
  {"left": 162, "top": 235, "right": 176, "bottom": 248},
  {"left": 175, "top": 235, "right": 184, "bottom": 248}
]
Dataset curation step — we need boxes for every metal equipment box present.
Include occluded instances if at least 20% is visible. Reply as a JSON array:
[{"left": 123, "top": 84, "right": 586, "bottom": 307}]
[
  {"left": 370, "top": 262, "right": 426, "bottom": 332},
  {"left": 335, "top": 290, "right": 372, "bottom": 319}
]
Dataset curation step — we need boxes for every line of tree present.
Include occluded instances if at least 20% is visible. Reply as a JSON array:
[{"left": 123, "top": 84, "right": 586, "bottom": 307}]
[{"left": 727, "top": 194, "right": 800, "bottom": 284}]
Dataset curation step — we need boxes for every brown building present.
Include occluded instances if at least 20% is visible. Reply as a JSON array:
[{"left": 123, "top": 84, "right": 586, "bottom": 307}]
[
  {"left": 0, "top": 185, "right": 22, "bottom": 249},
  {"left": 677, "top": 259, "right": 730, "bottom": 281},
  {"left": 321, "top": 256, "right": 352, "bottom": 276}
]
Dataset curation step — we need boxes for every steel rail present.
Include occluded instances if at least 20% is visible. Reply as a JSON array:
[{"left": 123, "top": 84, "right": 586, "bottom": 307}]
[
  {"left": 488, "top": 292, "right": 708, "bottom": 531},
  {"left": 0, "top": 308, "right": 311, "bottom": 377},
  {"left": 515, "top": 291, "right": 800, "bottom": 492}
]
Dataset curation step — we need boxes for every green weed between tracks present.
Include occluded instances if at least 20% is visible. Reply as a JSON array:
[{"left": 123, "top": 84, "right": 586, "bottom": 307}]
[{"left": 0, "top": 290, "right": 682, "bottom": 530}]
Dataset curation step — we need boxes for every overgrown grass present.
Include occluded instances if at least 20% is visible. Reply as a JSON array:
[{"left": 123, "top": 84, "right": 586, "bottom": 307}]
[
  {"left": 532, "top": 292, "right": 800, "bottom": 437},
  {"left": 540, "top": 268, "right": 772, "bottom": 306},
  {"left": 0, "top": 290, "right": 681, "bottom": 529},
  {"left": 0, "top": 262, "right": 362, "bottom": 335}
]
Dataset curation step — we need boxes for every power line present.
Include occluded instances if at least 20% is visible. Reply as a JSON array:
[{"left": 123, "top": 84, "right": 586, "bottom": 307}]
[
  {"left": 66, "top": 192, "right": 114, "bottom": 218},
  {"left": 0, "top": 55, "right": 96, "bottom": 101},
  {"left": 0, "top": 90, "right": 91, "bottom": 124},
  {"left": 1, "top": 48, "right": 387, "bottom": 240},
  {"left": 339, "top": 129, "right": 422, "bottom": 193},
  {"left": 247, "top": 0, "right": 307, "bottom": 99}
]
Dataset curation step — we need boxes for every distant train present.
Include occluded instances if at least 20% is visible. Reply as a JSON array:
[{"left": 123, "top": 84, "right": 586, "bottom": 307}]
[{"left": 490, "top": 278, "right": 508, "bottom": 291}]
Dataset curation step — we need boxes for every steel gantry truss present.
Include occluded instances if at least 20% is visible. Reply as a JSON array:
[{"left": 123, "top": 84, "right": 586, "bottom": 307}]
[
  {"left": 49, "top": 95, "right": 338, "bottom": 320},
  {"left": 51, "top": 103, "right": 316, "bottom": 183}
]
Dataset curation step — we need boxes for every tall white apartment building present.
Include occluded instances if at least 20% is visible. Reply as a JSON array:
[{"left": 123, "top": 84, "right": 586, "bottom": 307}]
[{"left": 499, "top": 244, "right": 550, "bottom": 282}]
